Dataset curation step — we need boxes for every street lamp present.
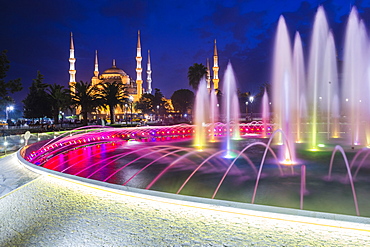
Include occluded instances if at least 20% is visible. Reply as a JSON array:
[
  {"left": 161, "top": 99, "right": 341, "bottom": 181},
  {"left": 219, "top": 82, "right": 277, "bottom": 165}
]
[
  {"left": 5, "top": 106, "right": 14, "bottom": 120},
  {"left": 249, "top": 96, "right": 254, "bottom": 121},
  {"left": 129, "top": 96, "right": 134, "bottom": 124},
  {"left": 245, "top": 101, "right": 249, "bottom": 121},
  {"left": 124, "top": 104, "right": 128, "bottom": 123},
  {"left": 156, "top": 105, "right": 159, "bottom": 121},
  {"left": 59, "top": 111, "right": 64, "bottom": 128}
]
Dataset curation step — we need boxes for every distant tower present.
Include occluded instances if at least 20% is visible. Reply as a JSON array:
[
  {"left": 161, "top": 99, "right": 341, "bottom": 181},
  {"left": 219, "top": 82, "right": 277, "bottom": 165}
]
[
  {"left": 92, "top": 50, "right": 100, "bottom": 86},
  {"left": 146, "top": 50, "right": 152, "bottom": 94},
  {"left": 206, "top": 58, "right": 211, "bottom": 89},
  {"left": 94, "top": 50, "right": 99, "bottom": 77},
  {"left": 69, "top": 32, "right": 76, "bottom": 92},
  {"left": 136, "top": 30, "right": 143, "bottom": 99},
  {"left": 212, "top": 39, "right": 219, "bottom": 90}
]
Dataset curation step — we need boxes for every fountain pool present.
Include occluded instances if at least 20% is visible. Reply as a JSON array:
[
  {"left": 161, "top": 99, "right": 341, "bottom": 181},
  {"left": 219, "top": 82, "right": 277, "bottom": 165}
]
[
  {"left": 20, "top": 124, "right": 370, "bottom": 218},
  {"left": 19, "top": 6, "right": 370, "bottom": 219}
]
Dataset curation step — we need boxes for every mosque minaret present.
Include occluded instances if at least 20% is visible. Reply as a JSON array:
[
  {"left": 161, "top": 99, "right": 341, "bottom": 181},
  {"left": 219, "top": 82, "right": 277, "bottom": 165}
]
[
  {"left": 212, "top": 39, "right": 219, "bottom": 90},
  {"left": 69, "top": 32, "right": 76, "bottom": 92},
  {"left": 136, "top": 30, "right": 143, "bottom": 99},
  {"left": 146, "top": 50, "right": 152, "bottom": 94},
  {"left": 206, "top": 58, "right": 211, "bottom": 89},
  {"left": 94, "top": 50, "right": 99, "bottom": 77}
]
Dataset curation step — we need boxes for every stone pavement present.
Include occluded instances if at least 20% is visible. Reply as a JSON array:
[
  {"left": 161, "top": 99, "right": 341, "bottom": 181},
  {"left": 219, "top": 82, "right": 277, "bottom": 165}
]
[
  {"left": 0, "top": 153, "right": 370, "bottom": 246},
  {"left": 0, "top": 153, "right": 39, "bottom": 197}
]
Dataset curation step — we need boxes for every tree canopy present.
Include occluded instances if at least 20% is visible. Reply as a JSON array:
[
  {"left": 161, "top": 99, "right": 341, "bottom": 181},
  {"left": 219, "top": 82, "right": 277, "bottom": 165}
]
[
  {"left": 153, "top": 88, "right": 169, "bottom": 115},
  {"left": 188, "top": 63, "right": 207, "bottom": 90},
  {"left": 47, "top": 84, "right": 71, "bottom": 124},
  {"left": 0, "top": 50, "right": 22, "bottom": 107},
  {"left": 23, "top": 71, "right": 52, "bottom": 119},
  {"left": 171, "top": 89, "right": 194, "bottom": 114},
  {"left": 96, "top": 81, "right": 128, "bottom": 124},
  {"left": 70, "top": 81, "right": 99, "bottom": 125},
  {"left": 135, "top": 93, "right": 155, "bottom": 114}
]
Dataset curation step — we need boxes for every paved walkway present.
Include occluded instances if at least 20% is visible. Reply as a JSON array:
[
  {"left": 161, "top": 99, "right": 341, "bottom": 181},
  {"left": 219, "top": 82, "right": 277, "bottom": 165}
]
[{"left": 1, "top": 153, "right": 370, "bottom": 246}]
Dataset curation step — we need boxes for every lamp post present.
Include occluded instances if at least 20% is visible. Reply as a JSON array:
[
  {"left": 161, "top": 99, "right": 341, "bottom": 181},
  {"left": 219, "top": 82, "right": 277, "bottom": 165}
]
[
  {"left": 249, "top": 96, "right": 254, "bottom": 121},
  {"left": 59, "top": 111, "right": 64, "bottom": 128},
  {"left": 245, "top": 101, "right": 249, "bottom": 121},
  {"left": 156, "top": 105, "right": 159, "bottom": 121},
  {"left": 124, "top": 104, "right": 128, "bottom": 124},
  {"left": 129, "top": 96, "right": 134, "bottom": 125},
  {"left": 5, "top": 106, "right": 14, "bottom": 121}
]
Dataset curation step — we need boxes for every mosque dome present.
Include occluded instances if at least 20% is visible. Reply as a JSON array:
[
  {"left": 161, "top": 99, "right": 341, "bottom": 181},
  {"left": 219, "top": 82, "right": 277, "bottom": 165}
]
[{"left": 102, "top": 60, "right": 127, "bottom": 76}]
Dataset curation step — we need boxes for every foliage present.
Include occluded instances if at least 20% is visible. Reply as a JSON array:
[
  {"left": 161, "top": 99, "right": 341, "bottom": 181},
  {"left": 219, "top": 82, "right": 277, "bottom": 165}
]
[
  {"left": 96, "top": 81, "right": 128, "bottom": 124},
  {"left": 70, "top": 81, "right": 99, "bottom": 125},
  {"left": 0, "top": 50, "right": 22, "bottom": 107},
  {"left": 171, "top": 89, "right": 194, "bottom": 114},
  {"left": 153, "top": 88, "right": 168, "bottom": 115},
  {"left": 23, "top": 71, "right": 52, "bottom": 119},
  {"left": 237, "top": 90, "right": 251, "bottom": 115},
  {"left": 135, "top": 93, "right": 155, "bottom": 114},
  {"left": 47, "top": 84, "right": 71, "bottom": 124},
  {"left": 188, "top": 63, "right": 207, "bottom": 90},
  {"left": 256, "top": 82, "right": 271, "bottom": 99}
]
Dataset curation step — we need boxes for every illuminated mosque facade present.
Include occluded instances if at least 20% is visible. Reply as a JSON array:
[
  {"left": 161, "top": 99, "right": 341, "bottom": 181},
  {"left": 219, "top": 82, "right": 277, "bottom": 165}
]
[
  {"left": 68, "top": 31, "right": 152, "bottom": 120},
  {"left": 68, "top": 30, "right": 220, "bottom": 121}
]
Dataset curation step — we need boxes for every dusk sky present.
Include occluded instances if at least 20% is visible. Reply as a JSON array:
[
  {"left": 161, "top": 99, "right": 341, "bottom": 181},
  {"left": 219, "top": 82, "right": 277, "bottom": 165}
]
[{"left": 2, "top": 0, "right": 370, "bottom": 108}]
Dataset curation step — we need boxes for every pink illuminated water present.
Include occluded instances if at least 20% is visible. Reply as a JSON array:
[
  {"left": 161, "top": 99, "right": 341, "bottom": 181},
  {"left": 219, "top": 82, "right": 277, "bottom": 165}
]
[
  {"left": 261, "top": 88, "right": 269, "bottom": 138},
  {"left": 22, "top": 124, "right": 370, "bottom": 217},
  {"left": 194, "top": 78, "right": 209, "bottom": 149},
  {"left": 223, "top": 62, "right": 241, "bottom": 156},
  {"left": 271, "top": 16, "right": 295, "bottom": 162},
  {"left": 292, "top": 32, "right": 305, "bottom": 143},
  {"left": 343, "top": 7, "right": 370, "bottom": 147}
]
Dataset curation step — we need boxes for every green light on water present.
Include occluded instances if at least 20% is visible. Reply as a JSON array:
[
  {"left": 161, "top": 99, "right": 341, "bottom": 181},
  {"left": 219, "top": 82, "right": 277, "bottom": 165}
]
[
  {"left": 231, "top": 137, "right": 243, "bottom": 141},
  {"left": 223, "top": 151, "right": 237, "bottom": 159},
  {"left": 318, "top": 144, "right": 325, "bottom": 148}
]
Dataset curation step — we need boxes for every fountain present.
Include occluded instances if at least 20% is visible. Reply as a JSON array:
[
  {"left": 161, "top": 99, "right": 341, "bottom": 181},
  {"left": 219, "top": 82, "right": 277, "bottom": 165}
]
[
  {"left": 193, "top": 78, "right": 209, "bottom": 150},
  {"left": 19, "top": 6, "right": 370, "bottom": 218},
  {"left": 222, "top": 62, "right": 241, "bottom": 157}
]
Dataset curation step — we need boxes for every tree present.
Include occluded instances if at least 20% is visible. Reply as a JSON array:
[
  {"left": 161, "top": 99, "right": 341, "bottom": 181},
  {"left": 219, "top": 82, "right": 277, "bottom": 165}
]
[
  {"left": 256, "top": 82, "right": 271, "bottom": 99},
  {"left": 70, "top": 81, "right": 99, "bottom": 126},
  {"left": 23, "top": 71, "right": 52, "bottom": 120},
  {"left": 188, "top": 63, "right": 207, "bottom": 90},
  {"left": 47, "top": 84, "right": 71, "bottom": 124},
  {"left": 171, "top": 89, "right": 194, "bottom": 114},
  {"left": 135, "top": 93, "right": 155, "bottom": 114},
  {"left": 0, "top": 50, "right": 22, "bottom": 107},
  {"left": 153, "top": 88, "right": 168, "bottom": 115},
  {"left": 96, "top": 81, "right": 128, "bottom": 124}
]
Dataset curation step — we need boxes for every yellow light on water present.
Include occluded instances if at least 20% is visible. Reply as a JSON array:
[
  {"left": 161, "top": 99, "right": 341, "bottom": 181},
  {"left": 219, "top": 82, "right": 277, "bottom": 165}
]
[{"left": 280, "top": 159, "right": 296, "bottom": 166}]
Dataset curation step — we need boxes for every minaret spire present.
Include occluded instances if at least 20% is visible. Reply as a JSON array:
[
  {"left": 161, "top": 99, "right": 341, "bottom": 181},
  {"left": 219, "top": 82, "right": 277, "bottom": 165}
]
[
  {"left": 146, "top": 50, "right": 152, "bottom": 94},
  {"left": 69, "top": 32, "right": 76, "bottom": 92},
  {"left": 91, "top": 50, "right": 100, "bottom": 86},
  {"left": 94, "top": 50, "right": 99, "bottom": 77},
  {"left": 136, "top": 30, "right": 143, "bottom": 99},
  {"left": 206, "top": 58, "right": 211, "bottom": 89},
  {"left": 212, "top": 39, "right": 219, "bottom": 90}
]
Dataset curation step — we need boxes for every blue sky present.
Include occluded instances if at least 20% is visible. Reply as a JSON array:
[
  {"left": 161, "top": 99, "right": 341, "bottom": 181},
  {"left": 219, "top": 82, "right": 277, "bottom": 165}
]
[{"left": 2, "top": 0, "right": 370, "bottom": 106}]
